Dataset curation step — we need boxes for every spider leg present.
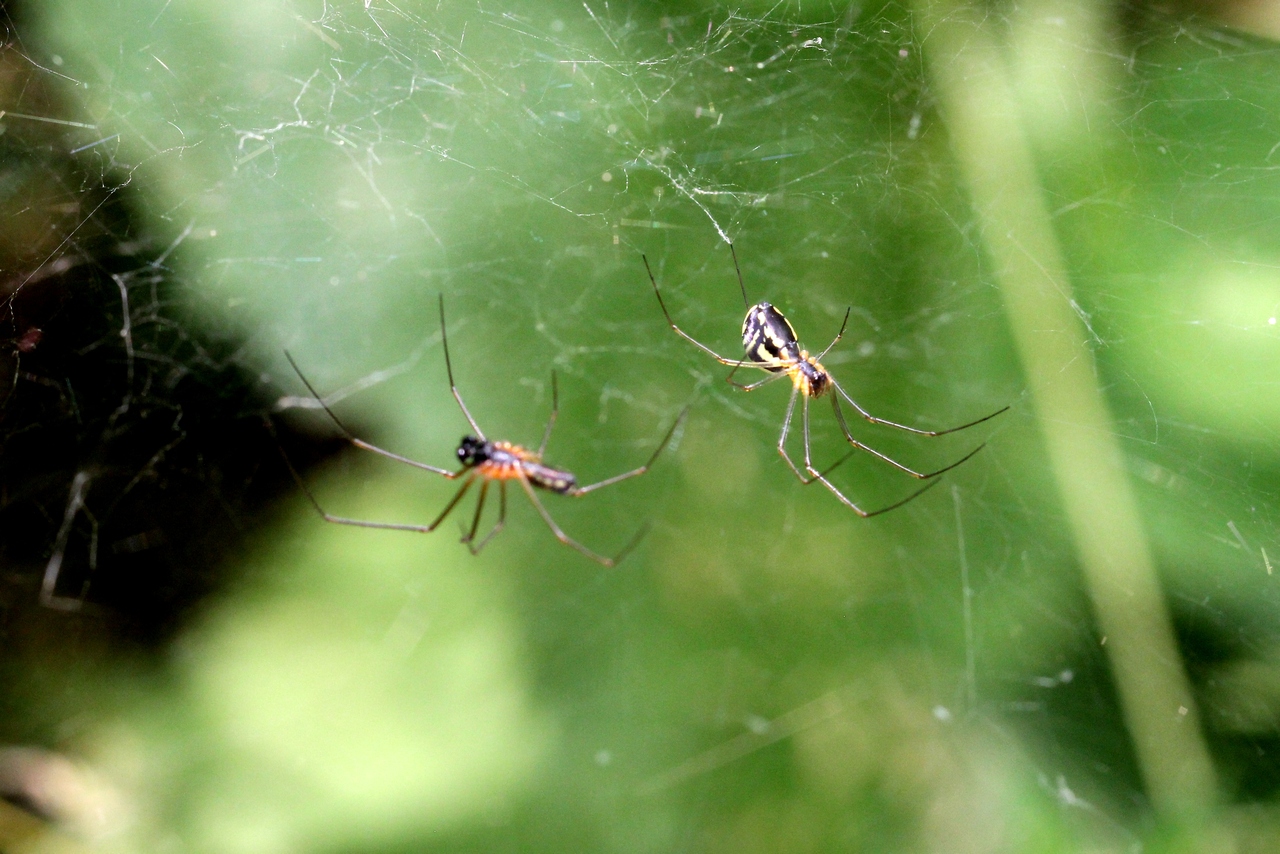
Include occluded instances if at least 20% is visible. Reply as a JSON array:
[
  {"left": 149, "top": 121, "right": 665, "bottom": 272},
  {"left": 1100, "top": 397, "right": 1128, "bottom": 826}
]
[
  {"left": 571, "top": 406, "right": 689, "bottom": 495},
  {"left": 775, "top": 385, "right": 811, "bottom": 483},
  {"left": 537, "top": 371, "right": 559, "bottom": 459},
  {"left": 829, "top": 394, "right": 988, "bottom": 479},
  {"left": 729, "top": 243, "right": 750, "bottom": 308},
  {"left": 644, "top": 254, "right": 755, "bottom": 367},
  {"left": 729, "top": 370, "right": 789, "bottom": 392},
  {"left": 284, "top": 352, "right": 459, "bottom": 478},
  {"left": 610, "top": 522, "right": 652, "bottom": 567},
  {"left": 468, "top": 481, "right": 508, "bottom": 555},
  {"left": 800, "top": 396, "right": 845, "bottom": 487},
  {"left": 519, "top": 475, "right": 632, "bottom": 567},
  {"left": 849, "top": 476, "right": 941, "bottom": 517},
  {"left": 773, "top": 389, "right": 861, "bottom": 482},
  {"left": 831, "top": 378, "right": 1009, "bottom": 436},
  {"left": 726, "top": 354, "right": 795, "bottom": 389},
  {"left": 798, "top": 399, "right": 942, "bottom": 516},
  {"left": 437, "top": 294, "right": 486, "bottom": 440},
  {"left": 814, "top": 307, "right": 851, "bottom": 360},
  {"left": 278, "top": 427, "right": 478, "bottom": 532},
  {"left": 773, "top": 389, "right": 863, "bottom": 484},
  {"left": 463, "top": 479, "right": 491, "bottom": 545}
]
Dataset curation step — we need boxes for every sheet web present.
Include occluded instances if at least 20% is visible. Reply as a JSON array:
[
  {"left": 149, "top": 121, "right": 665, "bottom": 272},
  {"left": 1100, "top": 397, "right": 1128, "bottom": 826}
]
[{"left": 2, "top": 0, "right": 1279, "bottom": 851}]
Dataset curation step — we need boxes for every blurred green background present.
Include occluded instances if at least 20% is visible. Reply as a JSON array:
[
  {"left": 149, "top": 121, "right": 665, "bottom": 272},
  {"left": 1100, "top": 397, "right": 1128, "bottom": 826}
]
[{"left": 3, "top": 0, "right": 1280, "bottom": 851}]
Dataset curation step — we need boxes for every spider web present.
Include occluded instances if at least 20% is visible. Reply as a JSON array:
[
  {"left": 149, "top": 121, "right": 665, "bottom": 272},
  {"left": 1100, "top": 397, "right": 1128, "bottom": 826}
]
[{"left": 1, "top": 0, "right": 1278, "bottom": 850}]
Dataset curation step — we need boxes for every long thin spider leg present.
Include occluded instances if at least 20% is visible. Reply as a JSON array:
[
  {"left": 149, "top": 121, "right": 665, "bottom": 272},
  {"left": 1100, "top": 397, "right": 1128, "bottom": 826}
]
[
  {"left": 571, "top": 406, "right": 689, "bottom": 495},
  {"left": 800, "top": 395, "right": 845, "bottom": 484},
  {"left": 537, "top": 371, "right": 559, "bottom": 458},
  {"left": 425, "top": 473, "right": 480, "bottom": 530},
  {"left": 519, "top": 475, "right": 620, "bottom": 566},
  {"left": 829, "top": 395, "right": 988, "bottom": 479},
  {"left": 729, "top": 243, "right": 749, "bottom": 308},
  {"left": 644, "top": 254, "right": 755, "bottom": 367},
  {"left": 284, "top": 352, "right": 458, "bottom": 478},
  {"left": 469, "top": 481, "right": 508, "bottom": 555},
  {"left": 813, "top": 447, "right": 859, "bottom": 479},
  {"left": 726, "top": 355, "right": 799, "bottom": 389},
  {"left": 798, "top": 402, "right": 942, "bottom": 516},
  {"left": 729, "top": 370, "right": 789, "bottom": 392},
  {"left": 610, "top": 521, "right": 652, "bottom": 567},
  {"left": 863, "top": 479, "right": 941, "bottom": 517},
  {"left": 463, "top": 479, "right": 490, "bottom": 544},
  {"left": 831, "top": 378, "right": 1009, "bottom": 436},
  {"left": 814, "top": 307, "right": 851, "bottom": 360},
  {"left": 779, "top": 395, "right": 861, "bottom": 483},
  {"left": 437, "top": 293, "right": 486, "bottom": 440},
  {"left": 802, "top": 393, "right": 816, "bottom": 472},
  {"left": 775, "top": 386, "right": 813, "bottom": 483},
  {"left": 274, "top": 423, "right": 478, "bottom": 532}
]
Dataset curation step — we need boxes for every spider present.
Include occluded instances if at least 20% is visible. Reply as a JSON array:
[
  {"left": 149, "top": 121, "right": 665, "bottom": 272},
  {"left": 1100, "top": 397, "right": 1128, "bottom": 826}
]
[
  {"left": 279, "top": 295, "right": 686, "bottom": 567},
  {"left": 644, "top": 247, "right": 1007, "bottom": 516}
]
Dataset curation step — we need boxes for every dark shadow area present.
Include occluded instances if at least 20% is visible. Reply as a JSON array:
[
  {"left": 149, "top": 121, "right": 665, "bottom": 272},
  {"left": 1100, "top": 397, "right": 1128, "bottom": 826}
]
[{"left": 0, "top": 0, "right": 335, "bottom": 656}]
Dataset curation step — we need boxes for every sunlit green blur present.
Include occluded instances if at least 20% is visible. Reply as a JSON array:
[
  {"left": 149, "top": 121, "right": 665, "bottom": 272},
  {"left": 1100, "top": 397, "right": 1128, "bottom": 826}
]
[{"left": 16, "top": 0, "right": 1280, "bottom": 851}]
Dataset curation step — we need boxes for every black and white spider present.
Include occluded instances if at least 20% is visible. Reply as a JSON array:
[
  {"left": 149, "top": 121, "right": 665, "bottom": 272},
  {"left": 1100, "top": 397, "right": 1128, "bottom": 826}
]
[{"left": 645, "top": 247, "right": 1006, "bottom": 516}]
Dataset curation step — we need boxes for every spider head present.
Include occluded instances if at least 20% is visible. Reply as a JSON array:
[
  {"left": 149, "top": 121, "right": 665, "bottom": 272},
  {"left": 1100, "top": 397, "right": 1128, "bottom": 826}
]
[{"left": 456, "top": 435, "right": 490, "bottom": 467}]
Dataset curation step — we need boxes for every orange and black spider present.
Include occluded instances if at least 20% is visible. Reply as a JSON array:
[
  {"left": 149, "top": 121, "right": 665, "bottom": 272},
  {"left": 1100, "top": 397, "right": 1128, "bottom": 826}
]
[
  {"left": 279, "top": 295, "right": 686, "bottom": 567},
  {"left": 645, "top": 247, "right": 1006, "bottom": 516}
]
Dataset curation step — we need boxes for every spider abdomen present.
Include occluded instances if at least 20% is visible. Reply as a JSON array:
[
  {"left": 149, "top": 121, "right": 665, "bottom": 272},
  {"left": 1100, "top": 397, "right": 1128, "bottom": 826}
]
[
  {"left": 742, "top": 302, "right": 801, "bottom": 370},
  {"left": 524, "top": 464, "right": 578, "bottom": 494}
]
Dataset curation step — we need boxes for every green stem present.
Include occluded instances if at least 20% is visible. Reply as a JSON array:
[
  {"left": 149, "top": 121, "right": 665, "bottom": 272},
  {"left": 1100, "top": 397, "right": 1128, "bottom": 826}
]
[{"left": 919, "top": 0, "right": 1219, "bottom": 819}]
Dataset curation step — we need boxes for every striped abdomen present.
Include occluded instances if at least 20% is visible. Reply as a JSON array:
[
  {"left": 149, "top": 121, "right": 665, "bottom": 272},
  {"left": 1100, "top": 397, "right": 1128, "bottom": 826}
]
[
  {"left": 523, "top": 463, "right": 578, "bottom": 494},
  {"left": 742, "top": 302, "right": 801, "bottom": 371}
]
